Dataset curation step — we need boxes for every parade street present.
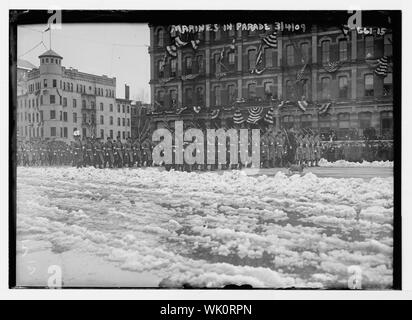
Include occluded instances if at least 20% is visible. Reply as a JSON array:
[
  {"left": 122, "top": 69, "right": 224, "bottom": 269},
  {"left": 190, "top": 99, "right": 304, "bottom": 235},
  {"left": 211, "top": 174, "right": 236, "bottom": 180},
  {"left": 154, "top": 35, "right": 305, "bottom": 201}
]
[{"left": 16, "top": 166, "right": 393, "bottom": 289}]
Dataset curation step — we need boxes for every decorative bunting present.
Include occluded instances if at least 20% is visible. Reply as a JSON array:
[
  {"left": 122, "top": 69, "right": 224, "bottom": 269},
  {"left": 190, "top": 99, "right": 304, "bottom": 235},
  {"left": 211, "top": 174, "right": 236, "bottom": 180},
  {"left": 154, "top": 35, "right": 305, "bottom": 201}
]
[
  {"left": 318, "top": 102, "right": 331, "bottom": 115},
  {"left": 175, "top": 36, "right": 188, "bottom": 48},
  {"left": 262, "top": 32, "right": 278, "bottom": 48},
  {"left": 175, "top": 107, "right": 187, "bottom": 115},
  {"left": 297, "top": 100, "right": 308, "bottom": 112},
  {"left": 375, "top": 56, "right": 389, "bottom": 77},
  {"left": 323, "top": 60, "right": 342, "bottom": 73},
  {"left": 264, "top": 107, "right": 274, "bottom": 124},
  {"left": 247, "top": 106, "right": 264, "bottom": 124},
  {"left": 166, "top": 45, "right": 177, "bottom": 57},
  {"left": 193, "top": 106, "right": 201, "bottom": 113},
  {"left": 233, "top": 109, "right": 245, "bottom": 124},
  {"left": 210, "top": 109, "right": 220, "bottom": 119}
]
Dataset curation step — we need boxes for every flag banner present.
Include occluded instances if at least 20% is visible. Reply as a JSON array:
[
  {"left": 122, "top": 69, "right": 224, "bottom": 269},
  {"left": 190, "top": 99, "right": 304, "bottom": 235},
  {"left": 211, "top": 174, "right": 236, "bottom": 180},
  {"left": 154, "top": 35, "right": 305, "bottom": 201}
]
[
  {"left": 323, "top": 60, "right": 342, "bottom": 73},
  {"left": 223, "top": 105, "right": 234, "bottom": 111},
  {"left": 166, "top": 45, "right": 177, "bottom": 57},
  {"left": 318, "top": 102, "right": 331, "bottom": 114},
  {"left": 175, "top": 107, "right": 187, "bottom": 115},
  {"left": 247, "top": 106, "right": 264, "bottom": 124},
  {"left": 190, "top": 39, "right": 200, "bottom": 50},
  {"left": 264, "top": 107, "right": 274, "bottom": 124},
  {"left": 297, "top": 100, "right": 308, "bottom": 112},
  {"left": 233, "top": 109, "right": 245, "bottom": 124},
  {"left": 181, "top": 74, "right": 199, "bottom": 81},
  {"left": 210, "top": 109, "right": 220, "bottom": 119},
  {"left": 250, "top": 32, "right": 277, "bottom": 74},
  {"left": 296, "top": 63, "right": 307, "bottom": 82},
  {"left": 375, "top": 56, "right": 389, "bottom": 77},
  {"left": 193, "top": 106, "right": 201, "bottom": 113}
]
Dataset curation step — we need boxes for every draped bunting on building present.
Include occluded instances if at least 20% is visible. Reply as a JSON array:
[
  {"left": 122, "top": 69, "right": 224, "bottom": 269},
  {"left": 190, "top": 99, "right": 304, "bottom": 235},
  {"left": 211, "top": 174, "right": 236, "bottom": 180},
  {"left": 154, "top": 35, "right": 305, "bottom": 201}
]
[
  {"left": 264, "top": 107, "right": 274, "bottom": 124},
  {"left": 318, "top": 102, "right": 332, "bottom": 115},
  {"left": 233, "top": 109, "right": 245, "bottom": 124},
  {"left": 375, "top": 56, "right": 389, "bottom": 77},
  {"left": 247, "top": 106, "right": 264, "bottom": 124},
  {"left": 297, "top": 100, "right": 308, "bottom": 112},
  {"left": 250, "top": 31, "right": 277, "bottom": 74},
  {"left": 193, "top": 106, "right": 201, "bottom": 113},
  {"left": 175, "top": 107, "right": 187, "bottom": 115},
  {"left": 323, "top": 60, "right": 343, "bottom": 73},
  {"left": 210, "top": 109, "right": 220, "bottom": 119},
  {"left": 166, "top": 44, "right": 177, "bottom": 57}
]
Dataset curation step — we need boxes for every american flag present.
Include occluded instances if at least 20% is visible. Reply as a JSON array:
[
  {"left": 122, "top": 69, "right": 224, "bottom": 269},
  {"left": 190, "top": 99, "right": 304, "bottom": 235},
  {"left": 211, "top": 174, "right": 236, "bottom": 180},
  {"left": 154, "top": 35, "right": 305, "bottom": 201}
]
[
  {"left": 296, "top": 63, "right": 307, "bottom": 82},
  {"left": 375, "top": 56, "right": 389, "bottom": 77}
]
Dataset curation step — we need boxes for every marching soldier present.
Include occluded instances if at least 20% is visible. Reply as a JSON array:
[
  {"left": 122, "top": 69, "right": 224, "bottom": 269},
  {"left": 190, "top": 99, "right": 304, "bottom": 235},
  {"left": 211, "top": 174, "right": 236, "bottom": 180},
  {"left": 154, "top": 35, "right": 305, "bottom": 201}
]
[
  {"left": 268, "top": 129, "right": 276, "bottom": 168},
  {"left": 314, "top": 133, "right": 322, "bottom": 166},
  {"left": 104, "top": 137, "right": 115, "bottom": 168},
  {"left": 261, "top": 129, "right": 270, "bottom": 168},
  {"left": 73, "top": 133, "right": 83, "bottom": 168},
  {"left": 115, "top": 137, "right": 125, "bottom": 168},
  {"left": 84, "top": 137, "right": 94, "bottom": 167},
  {"left": 124, "top": 137, "right": 134, "bottom": 168},
  {"left": 275, "top": 131, "right": 285, "bottom": 167},
  {"left": 132, "top": 138, "right": 141, "bottom": 167},
  {"left": 141, "top": 138, "right": 152, "bottom": 167},
  {"left": 93, "top": 138, "right": 105, "bottom": 168}
]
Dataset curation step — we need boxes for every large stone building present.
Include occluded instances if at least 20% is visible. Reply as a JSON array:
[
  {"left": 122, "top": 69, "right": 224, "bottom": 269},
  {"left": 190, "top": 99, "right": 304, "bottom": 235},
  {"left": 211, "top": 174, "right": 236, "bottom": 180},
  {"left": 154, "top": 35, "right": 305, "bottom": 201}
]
[
  {"left": 148, "top": 23, "right": 393, "bottom": 140},
  {"left": 16, "top": 49, "right": 132, "bottom": 142}
]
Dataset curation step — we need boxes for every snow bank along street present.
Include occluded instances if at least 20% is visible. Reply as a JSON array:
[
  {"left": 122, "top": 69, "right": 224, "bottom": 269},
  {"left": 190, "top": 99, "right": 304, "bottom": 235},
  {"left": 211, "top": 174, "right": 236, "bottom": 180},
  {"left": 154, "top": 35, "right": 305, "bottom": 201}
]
[{"left": 16, "top": 167, "right": 393, "bottom": 288}]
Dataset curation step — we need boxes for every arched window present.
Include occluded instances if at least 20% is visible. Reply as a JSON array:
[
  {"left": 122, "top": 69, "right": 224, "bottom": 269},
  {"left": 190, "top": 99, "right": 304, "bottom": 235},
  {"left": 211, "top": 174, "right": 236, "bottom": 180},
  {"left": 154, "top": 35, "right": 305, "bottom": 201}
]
[
  {"left": 185, "top": 88, "right": 193, "bottom": 105},
  {"left": 339, "top": 39, "right": 348, "bottom": 61},
  {"left": 248, "top": 49, "right": 256, "bottom": 70},
  {"left": 157, "top": 29, "right": 164, "bottom": 47},
  {"left": 196, "top": 87, "right": 204, "bottom": 106},
  {"left": 321, "top": 40, "right": 330, "bottom": 63},
  {"left": 321, "top": 77, "right": 330, "bottom": 100},
  {"left": 365, "top": 35, "right": 374, "bottom": 57},
  {"left": 364, "top": 74, "right": 374, "bottom": 96},
  {"left": 286, "top": 45, "right": 294, "bottom": 65},
  {"left": 213, "top": 86, "right": 221, "bottom": 106},
  {"left": 338, "top": 76, "right": 348, "bottom": 98},
  {"left": 381, "top": 111, "right": 393, "bottom": 136}
]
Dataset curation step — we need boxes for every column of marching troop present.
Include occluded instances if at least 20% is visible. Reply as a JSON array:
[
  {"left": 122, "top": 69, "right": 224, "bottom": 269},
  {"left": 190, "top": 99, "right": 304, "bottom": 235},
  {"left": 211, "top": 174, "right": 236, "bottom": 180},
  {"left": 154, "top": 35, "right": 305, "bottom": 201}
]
[{"left": 17, "top": 137, "right": 154, "bottom": 168}]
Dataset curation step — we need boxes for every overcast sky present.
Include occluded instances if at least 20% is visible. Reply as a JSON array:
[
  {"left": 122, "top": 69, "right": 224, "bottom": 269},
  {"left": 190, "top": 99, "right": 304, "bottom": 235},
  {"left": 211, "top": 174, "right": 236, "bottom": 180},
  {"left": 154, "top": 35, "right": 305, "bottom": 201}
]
[{"left": 17, "top": 23, "right": 151, "bottom": 103}]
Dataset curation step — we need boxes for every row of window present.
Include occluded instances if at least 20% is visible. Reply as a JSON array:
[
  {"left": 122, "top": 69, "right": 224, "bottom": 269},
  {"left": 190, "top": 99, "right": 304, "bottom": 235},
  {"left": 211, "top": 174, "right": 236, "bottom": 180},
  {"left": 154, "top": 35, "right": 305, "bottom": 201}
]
[
  {"left": 156, "top": 35, "right": 392, "bottom": 79},
  {"left": 28, "top": 79, "right": 115, "bottom": 98},
  {"left": 20, "top": 95, "right": 130, "bottom": 113},
  {"left": 41, "top": 57, "right": 61, "bottom": 65},
  {"left": 281, "top": 111, "right": 393, "bottom": 131},
  {"left": 155, "top": 72, "right": 393, "bottom": 108}
]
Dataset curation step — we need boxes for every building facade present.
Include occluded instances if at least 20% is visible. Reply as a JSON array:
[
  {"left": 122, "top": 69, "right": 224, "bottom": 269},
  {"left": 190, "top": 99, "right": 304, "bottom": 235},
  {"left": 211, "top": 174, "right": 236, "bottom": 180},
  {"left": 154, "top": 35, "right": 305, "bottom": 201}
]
[
  {"left": 16, "top": 50, "right": 132, "bottom": 142},
  {"left": 148, "top": 24, "right": 393, "bottom": 140}
]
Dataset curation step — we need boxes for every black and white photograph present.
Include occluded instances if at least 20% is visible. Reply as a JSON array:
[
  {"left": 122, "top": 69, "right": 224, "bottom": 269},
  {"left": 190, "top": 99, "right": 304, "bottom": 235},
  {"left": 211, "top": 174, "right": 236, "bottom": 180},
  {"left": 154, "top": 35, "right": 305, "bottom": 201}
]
[{"left": 8, "top": 8, "right": 401, "bottom": 292}]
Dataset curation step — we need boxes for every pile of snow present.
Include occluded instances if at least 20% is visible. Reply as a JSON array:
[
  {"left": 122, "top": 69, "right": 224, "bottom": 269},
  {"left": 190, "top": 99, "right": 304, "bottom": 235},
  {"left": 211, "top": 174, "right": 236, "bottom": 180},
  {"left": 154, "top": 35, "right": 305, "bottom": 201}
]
[
  {"left": 318, "top": 158, "right": 393, "bottom": 168},
  {"left": 16, "top": 167, "right": 394, "bottom": 289}
]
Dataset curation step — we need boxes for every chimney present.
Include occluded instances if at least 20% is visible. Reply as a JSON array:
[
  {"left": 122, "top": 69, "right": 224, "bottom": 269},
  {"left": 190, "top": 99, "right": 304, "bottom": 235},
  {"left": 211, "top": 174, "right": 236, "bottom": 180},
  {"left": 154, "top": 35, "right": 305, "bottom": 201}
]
[{"left": 125, "top": 84, "right": 130, "bottom": 100}]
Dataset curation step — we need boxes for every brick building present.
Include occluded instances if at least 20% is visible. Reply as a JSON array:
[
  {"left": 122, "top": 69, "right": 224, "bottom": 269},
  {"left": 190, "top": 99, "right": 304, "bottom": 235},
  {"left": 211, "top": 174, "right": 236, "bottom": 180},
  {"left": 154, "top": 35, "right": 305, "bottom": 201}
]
[
  {"left": 16, "top": 49, "right": 132, "bottom": 142},
  {"left": 148, "top": 23, "right": 393, "bottom": 140}
]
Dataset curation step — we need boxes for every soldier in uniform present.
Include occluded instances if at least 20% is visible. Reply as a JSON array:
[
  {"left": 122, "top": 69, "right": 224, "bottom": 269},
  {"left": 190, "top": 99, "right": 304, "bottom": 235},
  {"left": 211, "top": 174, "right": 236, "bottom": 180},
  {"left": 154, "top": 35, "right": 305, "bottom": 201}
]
[
  {"left": 307, "top": 133, "right": 315, "bottom": 167},
  {"left": 104, "top": 137, "right": 115, "bottom": 168},
  {"left": 295, "top": 134, "right": 303, "bottom": 165},
  {"left": 313, "top": 133, "right": 322, "bottom": 166},
  {"left": 268, "top": 129, "right": 276, "bottom": 168},
  {"left": 132, "top": 138, "right": 141, "bottom": 167},
  {"left": 73, "top": 133, "right": 83, "bottom": 168},
  {"left": 113, "top": 137, "right": 124, "bottom": 168},
  {"left": 275, "top": 131, "right": 285, "bottom": 167},
  {"left": 124, "top": 137, "right": 134, "bottom": 168},
  {"left": 93, "top": 138, "right": 104, "bottom": 168},
  {"left": 260, "top": 129, "right": 270, "bottom": 168},
  {"left": 302, "top": 134, "right": 310, "bottom": 166},
  {"left": 84, "top": 137, "right": 94, "bottom": 167},
  {"left": 141, "top": 138, "right": 152, "bottom": 167}
]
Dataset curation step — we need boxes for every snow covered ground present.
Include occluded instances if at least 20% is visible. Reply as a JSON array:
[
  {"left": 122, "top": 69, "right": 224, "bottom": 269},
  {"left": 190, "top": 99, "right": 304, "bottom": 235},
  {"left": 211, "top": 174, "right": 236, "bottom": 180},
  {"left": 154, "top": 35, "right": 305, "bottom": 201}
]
[
  {"left": 16, "top": 167, "right": 393, "bottom": 289},
  {"left": 319, "top": 158, "right": 393, "bottom": 168}
]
